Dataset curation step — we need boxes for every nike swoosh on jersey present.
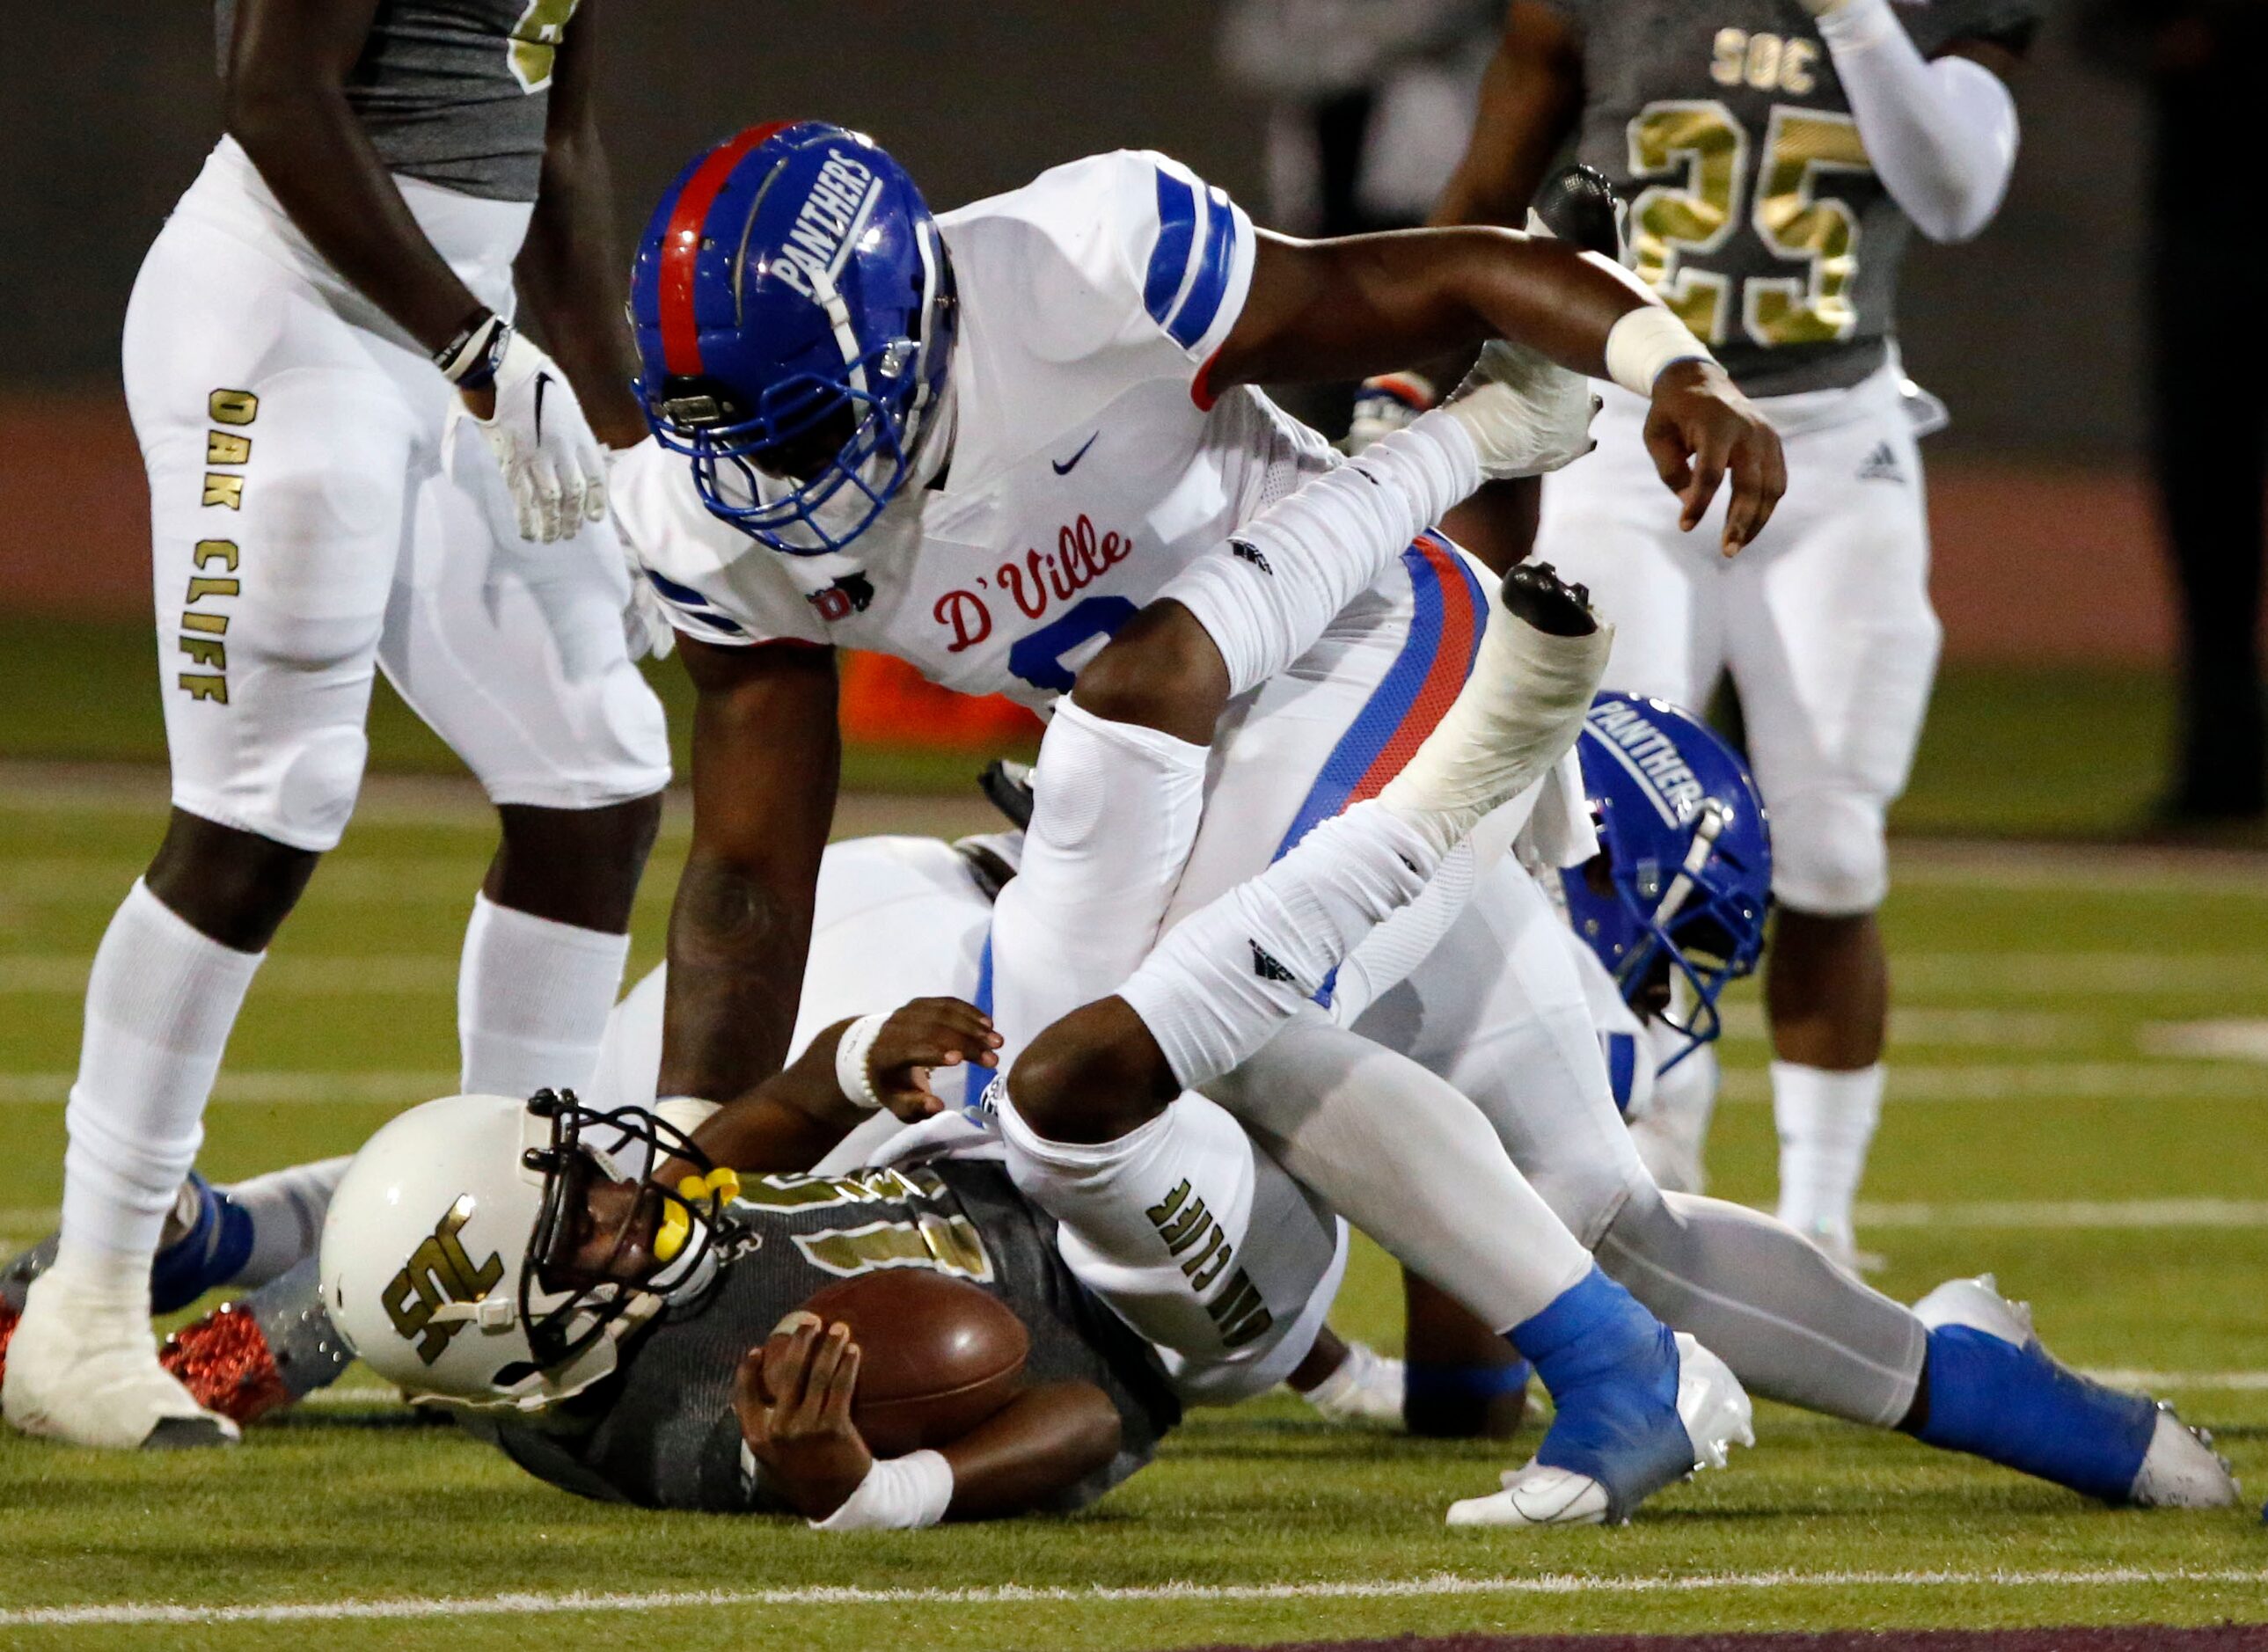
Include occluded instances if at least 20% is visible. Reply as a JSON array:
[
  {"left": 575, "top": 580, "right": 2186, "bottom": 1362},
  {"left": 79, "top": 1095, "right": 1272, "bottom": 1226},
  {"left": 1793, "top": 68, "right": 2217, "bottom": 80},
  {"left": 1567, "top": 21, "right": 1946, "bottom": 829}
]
[{"left": 1051, "top": 433, "right": 1099, "bottom": 475}]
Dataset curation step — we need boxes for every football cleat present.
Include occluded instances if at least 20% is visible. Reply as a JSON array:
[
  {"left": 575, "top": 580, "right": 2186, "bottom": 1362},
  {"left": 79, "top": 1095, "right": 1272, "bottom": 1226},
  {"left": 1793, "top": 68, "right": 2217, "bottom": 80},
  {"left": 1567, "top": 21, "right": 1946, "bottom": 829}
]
[
  {"left": 1299, "top": 1340, "right": 1407, "bottom": 1429},
  {"left": 3, "top": 1272, "right": 238, "bottom": 1450},
  {"left": 1447, "top": 1333, "right": 1751, "bottom": 1528},
  {"left": 1912, "top": 1275, "right": 2237, "bottom": 1508},
  {"left": 1532, "top": 163, "right": 1628, "bottom": 261},
  {"left": 150, "top": 1173, "right": 256, "bottom": 1314}
]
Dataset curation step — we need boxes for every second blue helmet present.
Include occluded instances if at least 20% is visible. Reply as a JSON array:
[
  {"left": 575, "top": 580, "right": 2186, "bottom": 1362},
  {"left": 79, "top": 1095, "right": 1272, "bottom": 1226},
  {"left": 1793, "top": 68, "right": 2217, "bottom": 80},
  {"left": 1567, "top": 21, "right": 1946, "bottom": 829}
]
[{"left": 1562, "top": 691, "right": 1773, "bottom": 1070}]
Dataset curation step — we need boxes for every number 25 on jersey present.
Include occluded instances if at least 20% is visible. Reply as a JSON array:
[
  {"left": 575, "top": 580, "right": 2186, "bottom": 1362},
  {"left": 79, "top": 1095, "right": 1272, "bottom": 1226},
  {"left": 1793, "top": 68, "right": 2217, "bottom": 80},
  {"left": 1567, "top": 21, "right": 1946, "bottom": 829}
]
[{"left": 1626, "top": 100, "right": 1871, "bottom": 349}]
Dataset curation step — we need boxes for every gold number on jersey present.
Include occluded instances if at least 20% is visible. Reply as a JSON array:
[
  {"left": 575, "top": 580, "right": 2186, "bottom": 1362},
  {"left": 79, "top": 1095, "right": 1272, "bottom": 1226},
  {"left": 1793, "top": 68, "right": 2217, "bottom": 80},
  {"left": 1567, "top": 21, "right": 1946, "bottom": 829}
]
[
  {"left": 1626, "top": 101, "right": 1750, "bottom": 346},
  {"left": 508, "top": 0, "right": 582, "bottom": 92},
  {"left": 1745, "top": 108, "right": 1871, "bottom": 346},
  {"left": 1626, "top": 100, "right": 1877, "bottom": 349},
  {"left": 793, "top": 1215, "right": 996, "bottom": 1283}
]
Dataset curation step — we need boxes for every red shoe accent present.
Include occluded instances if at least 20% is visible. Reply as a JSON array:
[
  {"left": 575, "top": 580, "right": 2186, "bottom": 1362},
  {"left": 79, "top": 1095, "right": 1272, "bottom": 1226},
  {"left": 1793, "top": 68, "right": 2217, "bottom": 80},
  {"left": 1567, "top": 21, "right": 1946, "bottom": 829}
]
[
  {"left": 159, "top": 1303, "right": 293, "bottom": 1425},
  {"left": 0, "top": 1301, "right": 18, "bottom": 1392}
]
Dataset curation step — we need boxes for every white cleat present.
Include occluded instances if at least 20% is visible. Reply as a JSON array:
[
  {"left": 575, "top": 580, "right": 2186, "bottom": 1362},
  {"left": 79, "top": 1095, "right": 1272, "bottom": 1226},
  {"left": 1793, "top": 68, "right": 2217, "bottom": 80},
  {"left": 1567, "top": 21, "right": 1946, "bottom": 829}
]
[
  {"left": 1446, "top": 1334, "right": 1752, "bottom": 1528},
  {"left": 1, "top": 1272, "right": 238, "bottom": 1450},
  {"left": 1298, "top": 1340, "right": 1407, "bottom": 1429},
  {"left": 1915, "top": 1274, "right": 2238, "bottom": 1509},
  {"left": 2130, "top": 1406, "right": 2242, "bottom": 1509},
  {"left": 1912, "top": 1272, "right": 2030, "bottom": 1340},
  {"left": 1441, "top": 339, "right": 1602, "bottom": 482}
]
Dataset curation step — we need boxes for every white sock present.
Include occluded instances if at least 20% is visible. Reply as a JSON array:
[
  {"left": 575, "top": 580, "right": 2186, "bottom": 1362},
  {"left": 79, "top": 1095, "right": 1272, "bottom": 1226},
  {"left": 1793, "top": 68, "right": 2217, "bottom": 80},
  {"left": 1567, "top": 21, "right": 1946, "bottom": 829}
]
[
  {"left": 457, "top": 895, "right": 632, "bottom": 1098},
  {"left": 989, "top": 700, "right": 1210, "bottom": 1058},
  {"left": 1120, "top": 800, "right": 1445, "bottom": 1088},
  {"left": 1771, "top": 1061, "right": 1884, "bottom": 1239},
  {"left": 58, "top": 881, "right": 262, "bottom": 1279},
  {"left": 221, "top": 1156, "right": 352, "bottom": 1289},
  {"left": 1155, "top": 409, "right": 1480, "bottom": 698}
]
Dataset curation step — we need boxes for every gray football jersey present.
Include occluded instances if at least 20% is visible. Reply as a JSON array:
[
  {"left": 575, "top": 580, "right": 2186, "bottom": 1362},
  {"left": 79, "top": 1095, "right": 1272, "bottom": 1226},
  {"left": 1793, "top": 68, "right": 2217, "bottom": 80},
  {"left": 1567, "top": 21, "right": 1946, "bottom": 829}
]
[
  {"left": 214, "top": 0, "right": 577, "bottom": 201},
  {"left": 1553, "top": 0, "right": 2035, "bottom": 395},
  {"left": 487, "top": 1160, "right": 1182, "bottom": 1515}
]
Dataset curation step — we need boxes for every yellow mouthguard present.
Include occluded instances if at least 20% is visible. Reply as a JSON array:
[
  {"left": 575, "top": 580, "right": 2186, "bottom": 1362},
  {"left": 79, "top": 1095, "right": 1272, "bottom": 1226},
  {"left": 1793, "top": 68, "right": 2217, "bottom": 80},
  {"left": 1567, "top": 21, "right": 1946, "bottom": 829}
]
[{"left": 652, "top": 1168, "right": 743, "bottom": 1265}]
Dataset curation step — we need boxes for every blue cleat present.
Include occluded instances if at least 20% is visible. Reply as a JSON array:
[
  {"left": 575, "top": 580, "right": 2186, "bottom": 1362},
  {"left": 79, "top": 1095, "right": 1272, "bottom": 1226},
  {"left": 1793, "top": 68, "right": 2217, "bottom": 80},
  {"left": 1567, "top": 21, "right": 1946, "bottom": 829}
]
[
  {"left": 1448, "top": 1268, "right": 1752, "bottom": 1527},
  {"left": 150, "top": 1173, "right": 256, "bottom": 1315},
  {"left": 1913, "top": 1275, "right": 2239, "bottom": 1508}
]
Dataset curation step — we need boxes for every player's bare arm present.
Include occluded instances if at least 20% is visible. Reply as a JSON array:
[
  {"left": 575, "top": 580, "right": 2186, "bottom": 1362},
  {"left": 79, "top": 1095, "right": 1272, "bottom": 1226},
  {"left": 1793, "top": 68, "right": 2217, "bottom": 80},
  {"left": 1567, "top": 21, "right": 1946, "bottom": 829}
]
[
  {"left": 661, "top": 638, "right": 842, "bottom": 1104},
  {"left": 1214, "top": 227, "right": 1787, "bottom": 550},
  {"left": 735, "top": 1312, "right": 1123, "bottom": 1524},
  {"left": 1430, "top": 2, "right": 1586, "bottom": 231},
  {"left": 683, "top": 998, "right": 1000, "bottom": 1174},
  {"left": 509, "top": 0, "right": 646, "bottom": 448},
  {"left": 224, "top": 0, "right": 488, "bottom": 354},
  {"left": 226, "top": 0, "right": 611, "bottom": 541}
]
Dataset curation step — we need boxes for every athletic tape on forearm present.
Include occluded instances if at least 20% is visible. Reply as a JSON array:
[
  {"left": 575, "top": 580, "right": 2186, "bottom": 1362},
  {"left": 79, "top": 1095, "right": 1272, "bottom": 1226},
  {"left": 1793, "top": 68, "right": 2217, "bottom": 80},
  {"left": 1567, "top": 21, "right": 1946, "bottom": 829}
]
[
  {"left": 1155, "top": 408, "right": 1481, "bottom": 698},
  {"left": 1817, "top": 0, "right": 2016, "bottom": 244},
  {"left": 832, "top": 1013, "right": 890, "bottom": 1111},
  {"left": 810, "top": 1450, "right": 955, "bottom": 1531},
  {"left": 1118, "top": 802, "right": 1442, "bottom": 1088},
  {"left": 1375, "top": 612, "right": 1613, "bottom": 840},
  {"left": 1603, "top": 307, "right": 1715, "bottom": 398},
  {"left": 652, "top": 1096, "right": 721, "bottom": 1137}
]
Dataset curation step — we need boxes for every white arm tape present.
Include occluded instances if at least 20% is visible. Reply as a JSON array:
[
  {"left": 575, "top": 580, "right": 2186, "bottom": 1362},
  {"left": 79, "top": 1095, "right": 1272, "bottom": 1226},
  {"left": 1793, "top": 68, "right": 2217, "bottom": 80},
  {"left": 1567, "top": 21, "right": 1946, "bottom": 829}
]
[
  {"left": 1603, "top": 307, "right": 1716, "bottom": 398},
  {"left": 812, "top": 1450, "right": 955, "bottom": 1531},
  {"left": 1817, "top": 0, "right": 2018, "bottom": 245},
  {"left": 832, "top": 1012, "right": 890, "bottom": 1112},
  {"left": 653, "top": 1096, "right": 722, "bottom": 1137}
]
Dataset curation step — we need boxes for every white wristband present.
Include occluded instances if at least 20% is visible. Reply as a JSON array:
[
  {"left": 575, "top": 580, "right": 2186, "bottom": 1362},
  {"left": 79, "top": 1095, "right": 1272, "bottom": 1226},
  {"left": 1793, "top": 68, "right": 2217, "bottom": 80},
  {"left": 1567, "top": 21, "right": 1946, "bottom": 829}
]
[
  {"left": 812, "top": 1450, "right": 955, "bottom": 1531},
  {"left": 832, "top": 1012, "right": 890, "bottom": 1112},
  {"left": 652, "top": 1095, "right": 721, "bottom": 1137},
  {"left": 1604, "top": 307, "right": 1716, "bottom": 398}
]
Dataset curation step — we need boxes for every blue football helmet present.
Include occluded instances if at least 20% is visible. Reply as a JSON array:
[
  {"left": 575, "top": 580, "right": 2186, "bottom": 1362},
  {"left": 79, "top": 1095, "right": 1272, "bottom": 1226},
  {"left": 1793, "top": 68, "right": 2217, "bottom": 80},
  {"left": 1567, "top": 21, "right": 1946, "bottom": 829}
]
[
  {"left": 629, "top": 121, "right": 956, "bottom": 556},
  {"left": 1562, "top": 691, "right": 1772, "bottom": 1070}
]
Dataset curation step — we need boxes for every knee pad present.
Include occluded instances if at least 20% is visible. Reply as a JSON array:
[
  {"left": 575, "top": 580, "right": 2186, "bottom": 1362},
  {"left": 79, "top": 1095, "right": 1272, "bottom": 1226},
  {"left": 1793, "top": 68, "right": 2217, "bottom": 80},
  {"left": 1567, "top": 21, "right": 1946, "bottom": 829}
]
[{"left": 1767, "top": 787, "right": 1890, "bottom": 916}]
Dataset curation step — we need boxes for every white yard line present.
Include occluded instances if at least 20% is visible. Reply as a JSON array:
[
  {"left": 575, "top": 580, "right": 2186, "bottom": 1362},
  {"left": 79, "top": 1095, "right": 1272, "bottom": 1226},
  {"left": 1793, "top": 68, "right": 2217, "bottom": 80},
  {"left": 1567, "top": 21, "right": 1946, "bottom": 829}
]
[
  {"left": 1889, "top": 839, "right": 2268, "bottom": 895},
  {"left": 1720, "top": 1063, "right": 2268, "bottom": 1104},
  {"left": 1853, "top": 1197, "right": 2268, "bottom": 1227},
  {"left": 1717, "top": 1005, "right": 2085, "bottom": 1049},
  {"left": 0, "top": 956, "right": 454, "bottom": 996},
  {"left": 8, "top": 1566, "right": 2267, "bottom": 1629},
  {"left": 0, "top": 860, "right": 494, "bottom": 906},
  {"left": 0, "top": 1071, "right": 453, "bottom": 1107},
  {"left": 1899, "top": 954, "right": 2268, "bottom": 994}
]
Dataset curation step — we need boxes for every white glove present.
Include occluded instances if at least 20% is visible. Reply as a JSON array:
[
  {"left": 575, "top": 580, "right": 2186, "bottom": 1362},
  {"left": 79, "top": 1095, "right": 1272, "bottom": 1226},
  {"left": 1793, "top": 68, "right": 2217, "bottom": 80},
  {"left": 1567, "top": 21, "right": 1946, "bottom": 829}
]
[
  {"left": 1441, "top": 340, "right": 1601, "bottom": 481},
  {"left": 461, "top": 333, "right": 608, "bottom": 544},
  {"left": 1344, "top": 370, "right": 1436, "bottom": 456}
]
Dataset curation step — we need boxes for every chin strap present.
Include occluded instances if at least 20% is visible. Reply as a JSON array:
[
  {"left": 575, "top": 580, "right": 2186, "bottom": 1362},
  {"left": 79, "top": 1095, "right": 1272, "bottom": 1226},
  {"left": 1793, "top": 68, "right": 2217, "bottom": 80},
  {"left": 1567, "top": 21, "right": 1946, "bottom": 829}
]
[{"left": 654, "top": 1167, "right": 743, "bottom": 1268}]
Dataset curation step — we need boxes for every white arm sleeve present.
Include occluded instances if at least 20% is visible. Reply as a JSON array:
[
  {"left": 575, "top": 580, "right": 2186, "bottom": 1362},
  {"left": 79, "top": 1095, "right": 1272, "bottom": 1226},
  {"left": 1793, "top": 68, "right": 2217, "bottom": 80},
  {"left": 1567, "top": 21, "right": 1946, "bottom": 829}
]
[{"left": 1817, "top": 0, "right": 2019, "bottom": 245}]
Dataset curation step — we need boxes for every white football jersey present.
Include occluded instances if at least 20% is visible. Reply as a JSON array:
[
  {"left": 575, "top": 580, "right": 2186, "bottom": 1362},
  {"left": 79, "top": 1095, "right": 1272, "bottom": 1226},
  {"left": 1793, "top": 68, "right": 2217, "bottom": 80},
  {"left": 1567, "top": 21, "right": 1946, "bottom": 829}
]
[{"left": 612, "top": 150, "right": 1336, "bottom": 709}]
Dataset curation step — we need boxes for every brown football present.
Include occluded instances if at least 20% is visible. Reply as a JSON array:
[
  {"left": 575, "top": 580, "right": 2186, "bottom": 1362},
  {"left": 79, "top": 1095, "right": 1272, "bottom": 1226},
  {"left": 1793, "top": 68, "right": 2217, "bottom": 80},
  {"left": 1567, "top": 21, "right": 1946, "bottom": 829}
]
[{"left": 770, "top": 1270, "right": 1029, "bottom": 1457}]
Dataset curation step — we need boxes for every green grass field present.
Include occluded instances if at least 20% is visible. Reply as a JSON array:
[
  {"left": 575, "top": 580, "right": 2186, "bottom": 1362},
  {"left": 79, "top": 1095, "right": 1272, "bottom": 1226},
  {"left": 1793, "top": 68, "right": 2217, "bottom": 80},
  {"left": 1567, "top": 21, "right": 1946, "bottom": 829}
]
[{"left": 2, "top": 753, "right": 2266, "bottom": 1649}]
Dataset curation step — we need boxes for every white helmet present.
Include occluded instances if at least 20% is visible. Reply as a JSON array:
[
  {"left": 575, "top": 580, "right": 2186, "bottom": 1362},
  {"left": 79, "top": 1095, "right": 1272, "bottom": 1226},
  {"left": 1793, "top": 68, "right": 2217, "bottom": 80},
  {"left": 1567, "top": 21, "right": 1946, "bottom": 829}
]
[{"left": 319, "top": 1091, "right": 737, "bottom": 1413}]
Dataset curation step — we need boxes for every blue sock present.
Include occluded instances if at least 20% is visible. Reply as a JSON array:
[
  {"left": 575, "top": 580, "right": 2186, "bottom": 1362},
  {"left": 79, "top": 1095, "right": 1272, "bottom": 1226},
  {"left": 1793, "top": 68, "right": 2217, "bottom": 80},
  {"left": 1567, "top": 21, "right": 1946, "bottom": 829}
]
[
  {"left": 150, "top": 1173, "right": 255, "bottom": 1314},
  {"left": 1509, "top": 1266, "right": 1690, "bottom": 1501},
  {"left": 1916, "top": 1324, "right": 2158, "bottom": 1502},
  {"left": 1403, "top": 1358, "right": 1533, "bottom": 1437}
]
